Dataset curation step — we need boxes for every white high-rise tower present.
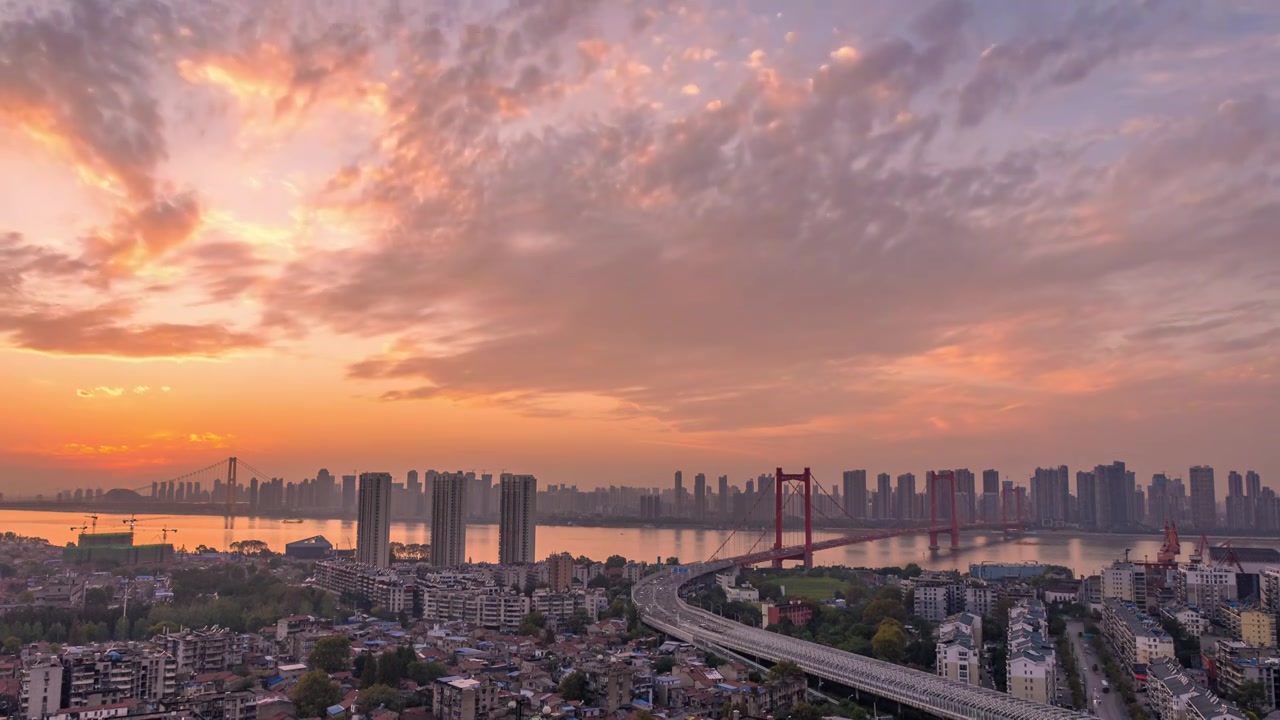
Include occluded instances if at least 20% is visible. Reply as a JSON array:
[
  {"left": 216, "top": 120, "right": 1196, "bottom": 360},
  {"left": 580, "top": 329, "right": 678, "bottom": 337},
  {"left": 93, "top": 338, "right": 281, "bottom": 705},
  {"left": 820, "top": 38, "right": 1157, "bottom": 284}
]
[
  {"left": 499, "top": 474, "right": 537, "bottom": 564},
  {"left": 432, "top": 472, "right": 468, "bottom": 567},
  {"left": 356, "top": 472, "right": 393, "bottom": 568}
]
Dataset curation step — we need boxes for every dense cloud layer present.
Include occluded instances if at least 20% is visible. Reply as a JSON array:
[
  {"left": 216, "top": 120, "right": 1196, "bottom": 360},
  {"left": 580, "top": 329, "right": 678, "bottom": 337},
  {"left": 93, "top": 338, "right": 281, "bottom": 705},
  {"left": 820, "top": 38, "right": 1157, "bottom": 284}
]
[{"left": 1, "top": 1, "right": 1278, "bottom": 479}]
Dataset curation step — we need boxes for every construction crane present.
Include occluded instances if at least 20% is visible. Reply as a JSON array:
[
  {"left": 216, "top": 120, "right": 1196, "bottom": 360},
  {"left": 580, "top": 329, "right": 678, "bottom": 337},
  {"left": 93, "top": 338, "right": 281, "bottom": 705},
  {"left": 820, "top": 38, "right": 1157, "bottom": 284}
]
[
  {"left": 1191, "top": 534, "right": 1209, "bottom": 564},
  {"left": 85, "top": 514, "right": 99, "bottom": 533},
  {"left": 122, "top": 514, "right": 138, "bottom": 533},
  {"left": 1188, "top": 534, "right": 1245, "bottom": 573},
  {"left": 160, "top": 526, "right": 178, "bottom": 543},
  {"left": 1156, "top": 521, "right": 1181, "bottom": 563},
  {"left": 1211, "top": 539, "right": 1246, "bottom": 574}
]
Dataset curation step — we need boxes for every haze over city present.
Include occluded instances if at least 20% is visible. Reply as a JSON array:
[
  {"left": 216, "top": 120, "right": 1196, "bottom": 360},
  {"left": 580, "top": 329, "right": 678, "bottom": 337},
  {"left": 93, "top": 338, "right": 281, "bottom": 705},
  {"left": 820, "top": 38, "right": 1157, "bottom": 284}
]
[{"left": 2, "top": 0, "right": 1279, "bottom": 493}]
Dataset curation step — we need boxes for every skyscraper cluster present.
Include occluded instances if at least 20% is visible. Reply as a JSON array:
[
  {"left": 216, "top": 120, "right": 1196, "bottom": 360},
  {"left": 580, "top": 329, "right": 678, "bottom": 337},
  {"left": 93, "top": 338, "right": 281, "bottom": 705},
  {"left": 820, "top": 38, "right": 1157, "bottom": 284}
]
[{"left": 351, "top": 470, "right": 539, "bottom": 569}]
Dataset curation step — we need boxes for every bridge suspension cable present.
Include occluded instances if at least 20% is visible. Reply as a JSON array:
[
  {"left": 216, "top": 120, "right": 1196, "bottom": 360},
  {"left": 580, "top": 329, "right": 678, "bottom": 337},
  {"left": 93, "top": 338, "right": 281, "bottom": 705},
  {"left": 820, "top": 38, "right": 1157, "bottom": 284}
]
[{"left": 706, "top": 481, "right": 774, "bottom": 562}]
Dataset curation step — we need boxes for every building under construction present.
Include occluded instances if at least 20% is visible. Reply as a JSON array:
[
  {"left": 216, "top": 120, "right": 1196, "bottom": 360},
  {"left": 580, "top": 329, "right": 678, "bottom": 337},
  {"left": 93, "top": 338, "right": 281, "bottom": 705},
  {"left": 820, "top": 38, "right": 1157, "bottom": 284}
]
[{"left": 61, "top": 531, "right": 174, "bottom": 565}]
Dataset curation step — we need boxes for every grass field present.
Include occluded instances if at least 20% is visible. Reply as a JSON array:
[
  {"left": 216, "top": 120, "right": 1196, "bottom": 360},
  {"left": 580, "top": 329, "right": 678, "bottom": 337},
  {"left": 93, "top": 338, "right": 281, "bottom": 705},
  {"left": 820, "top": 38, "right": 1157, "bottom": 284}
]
[{"left": 775, "top": 575, "right": 846, "bottom": 600}]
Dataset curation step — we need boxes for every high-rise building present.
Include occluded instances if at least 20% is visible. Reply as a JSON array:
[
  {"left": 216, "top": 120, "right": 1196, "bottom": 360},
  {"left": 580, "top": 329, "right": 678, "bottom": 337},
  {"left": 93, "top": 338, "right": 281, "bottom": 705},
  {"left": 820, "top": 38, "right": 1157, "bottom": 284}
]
[
  {"left": 1246, "top": 471, "right": 1262, "bottom": 498},
  {"left": 954, "top": 468, "right": 976, "bottom": 524},
  {"left": 498, "top": 474, "right": 537, "bottom": 564},
  {"left": 876, "top": 473, "right": 892, "bottom": 519},
  {"left": 341, "top": 474, "right": 357, "bottom": 512},
  {"left": 896, "top": 473, "right": 916, "bottom": 521},
  {"left": 1092, "top": 461, "right": 1131, "bottom": 531},
  {"left": 1030, "top": 466, "right": 1069, "bottom": 526},
  {"left": 981, "top": 469, "right": 1000, "bottom": 522},
  {"left": 694, "top": 473, "right": 707, "bottom": 517},
  {"left": 842, "top": 470, "right": 867, "bottom": 519},
  {"left": 547, "top": 552, "right": 574, "bottom": 592},
  {"left": 717, "top": 475, "right": 729, "bottom": 517},
  {"left": 316, "top": 468, "right": 335, "bottom": 508},
  {"left": 356, "top": 472, "right": 393, "bottom": 568},
  {"left": 1225, "top": 471, "right": 1249, "bottom": 530},
  {"left": 1190, "top": 465, "right": 1216, "bottom": 530},
  {"left": 1148, "top": 474, "right": 1172, "bottom": 526},
  {"left": 432, "top": 472, "right": 468, "bottom": 567},
  {"left": 674, "top": 471, "right": 684, "bottom": 517},
  {"left": 1076, "top": 471, "right": 1097, "bottom": 529}
]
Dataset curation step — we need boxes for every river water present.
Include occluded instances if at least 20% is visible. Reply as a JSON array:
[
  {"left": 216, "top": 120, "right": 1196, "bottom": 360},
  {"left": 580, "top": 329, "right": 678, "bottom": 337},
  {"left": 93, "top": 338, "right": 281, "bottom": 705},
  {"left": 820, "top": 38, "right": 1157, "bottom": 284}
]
[{"left": 4, "top": 508, "right": 1275, "bottom": 576}]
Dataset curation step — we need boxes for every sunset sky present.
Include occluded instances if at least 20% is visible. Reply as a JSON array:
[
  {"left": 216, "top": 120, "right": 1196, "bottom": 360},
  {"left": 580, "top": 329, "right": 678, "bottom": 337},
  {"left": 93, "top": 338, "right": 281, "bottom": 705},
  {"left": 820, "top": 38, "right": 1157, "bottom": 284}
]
[{"left": 2, "top": 0, "right": 1278, "bottom": 495}]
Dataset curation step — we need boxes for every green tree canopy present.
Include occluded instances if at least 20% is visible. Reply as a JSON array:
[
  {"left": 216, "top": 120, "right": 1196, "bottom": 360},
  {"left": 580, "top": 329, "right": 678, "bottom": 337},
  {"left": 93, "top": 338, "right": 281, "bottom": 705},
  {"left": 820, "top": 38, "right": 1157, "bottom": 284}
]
[
  {"left": 293, "top": 670, "right": 342, "bottom": 718},
  {"left": 358, "top": 684, "right": 404, "bottom": 712},
  {"left": 1232, "top": 680, "right": 1268, "bottom": 717},
  {"left": 309, "top": 635, "right": 352, "bottom": 674},
  {"left": 790, "top": 703, "right": 824, "bottom": 720},
  {"left": 558, "top": 671, "right": 588, "bottom": 701},
  {"left": 518, "top": 611, "right": 547, "bottom": 636},
  {"left": 360, "top": 655, "right": 378, "bottom": 688},
  {"left": 605, "top": 555, "right": 627, "bottom": 568},
  {"left": 861, "top": 598, "right": 907, "bottom": 627},
  {"left": 566, "top": 608, "right": 591, "bottom": 634},
  {"left": 408, "top": 661, "right": 448, "bottom": 686},
  {"left": 871, "top": 620, "right": 907, "bottom": 664},
  {"left": 653, "top": 656, "right": 677, "bottom": 674},
  {"left": 768, "top": 660, "right": 804, "bottom": 682},
  {"left": 875, "top": 585, "right": 903, "bottom": 603}
]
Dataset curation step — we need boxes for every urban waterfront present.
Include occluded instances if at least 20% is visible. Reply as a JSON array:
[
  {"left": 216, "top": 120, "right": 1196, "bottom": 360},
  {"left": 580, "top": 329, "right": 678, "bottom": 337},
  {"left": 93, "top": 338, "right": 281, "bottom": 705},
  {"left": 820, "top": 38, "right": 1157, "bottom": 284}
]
[{"left": 6, "top": 508, "right": 1271, "bottom": 575}]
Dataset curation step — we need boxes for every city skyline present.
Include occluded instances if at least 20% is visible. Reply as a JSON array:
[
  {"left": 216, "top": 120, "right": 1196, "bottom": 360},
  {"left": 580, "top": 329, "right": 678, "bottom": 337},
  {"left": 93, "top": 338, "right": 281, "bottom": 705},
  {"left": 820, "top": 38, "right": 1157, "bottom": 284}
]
[{"left": 3, "top": 1, "right": 1280, "bottom": 491}]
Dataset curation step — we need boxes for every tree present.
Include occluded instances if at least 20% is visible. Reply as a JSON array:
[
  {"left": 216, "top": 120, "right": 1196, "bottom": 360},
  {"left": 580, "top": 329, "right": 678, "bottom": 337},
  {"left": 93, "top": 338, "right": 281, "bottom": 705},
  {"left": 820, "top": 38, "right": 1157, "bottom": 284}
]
[
  {"left": 861, "top": 598, "right": 907, "bottom": 627},
  {"left": 377, "top": 649, "right": 407, "bottom": 686},
  {"left": 1233, "top": 681, "right": 1268, "bottom": 717},
  {"left": 408, "top": 661, "right": 447, "bottom": 686},
  {"left": 844, "top": 580, "right": 869, "bottom": 604},
  {"left": 902, "top": 563, "right": 923, "bottom": 578},
  {"left": 113, "top": 616, "right": 130, "bottom": 641},
  {"left": 558, "top": 671, "right": 588, "bottom": 701},
  {"left": 358, "top": 684, "right": 404, "bottom": 712},
  {"left": 871, "top": 620, "right": 907, "bottom": 664},
  {"left": 875, "top": 585, "right": 903, "bottom": 603},
  {"left": 229, "top": 539, "right": 271, "bottom": 556},
  {"left": 790, "top": 703, "right": 824, "bottom": 720},
  {"left": 566, "top": 608, "right": 591, "bottom": 634},
  {"left": 768, "top": 660, "right": 804, "bottom": 682},
  {"left": 605, "top": 555, "right": 627, "bottom": 568},
  {"left": 293, "top": 670, "right": 342, "bottom": 718},
  {"left": 518, "top": 611, "right": 547, "bottom": 636},
  {"left": 360, "top": 655, "right": 379, "bottom": 688},
  {"left": 664, "top": 557, "right": 680, "bottom": 565},
  {"left": 309, "top": 635, "right": 352, "bottom": 674},
  {"left": 653, "top": 656, "right": 676, "bottom": 674},
  {"left": 3, "top": 636, "right": 20, "bottom": 654},
  {"left": 704, "top": 652, "right": 725, "bottom": 668}
]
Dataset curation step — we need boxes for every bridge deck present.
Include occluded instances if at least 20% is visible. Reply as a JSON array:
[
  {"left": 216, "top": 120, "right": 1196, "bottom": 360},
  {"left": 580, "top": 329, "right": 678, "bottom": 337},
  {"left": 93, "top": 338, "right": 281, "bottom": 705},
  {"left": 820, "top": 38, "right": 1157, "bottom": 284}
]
[{"left": 633, "top": 559, "right": 1088, "bottom": 720}]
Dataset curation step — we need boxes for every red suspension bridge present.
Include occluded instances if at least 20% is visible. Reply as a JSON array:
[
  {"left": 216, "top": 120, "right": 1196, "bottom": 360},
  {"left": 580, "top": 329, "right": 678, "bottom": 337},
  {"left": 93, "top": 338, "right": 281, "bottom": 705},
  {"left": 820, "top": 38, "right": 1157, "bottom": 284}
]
[{"left": 706, "top": 467, "right": 1028, "bottom": 568}]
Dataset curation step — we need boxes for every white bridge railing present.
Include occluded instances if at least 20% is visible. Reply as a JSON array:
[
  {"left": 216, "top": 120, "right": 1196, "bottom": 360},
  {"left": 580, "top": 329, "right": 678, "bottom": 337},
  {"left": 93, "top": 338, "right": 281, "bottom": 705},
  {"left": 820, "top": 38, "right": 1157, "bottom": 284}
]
[{"left": 633, "top": 561, "right": 1090, "bottom": 720}]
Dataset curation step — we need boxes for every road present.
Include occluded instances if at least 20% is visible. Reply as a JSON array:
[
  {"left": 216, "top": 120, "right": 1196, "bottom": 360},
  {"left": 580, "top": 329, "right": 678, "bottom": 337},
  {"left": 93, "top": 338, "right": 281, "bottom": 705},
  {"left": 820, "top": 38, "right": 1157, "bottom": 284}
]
[
  {"left": 1065, "top": 620, "right": 1127, "bottom": 720},
  {"left": 635, "top": 560, "right": 1091, "bottom": 720}
]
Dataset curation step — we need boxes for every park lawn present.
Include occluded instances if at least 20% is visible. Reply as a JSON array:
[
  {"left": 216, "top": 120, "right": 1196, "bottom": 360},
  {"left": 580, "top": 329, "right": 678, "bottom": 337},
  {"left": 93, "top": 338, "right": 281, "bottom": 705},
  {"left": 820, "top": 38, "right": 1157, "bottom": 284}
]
[{"left": 777, "top": 575, "right": 845, "bottom": 601}]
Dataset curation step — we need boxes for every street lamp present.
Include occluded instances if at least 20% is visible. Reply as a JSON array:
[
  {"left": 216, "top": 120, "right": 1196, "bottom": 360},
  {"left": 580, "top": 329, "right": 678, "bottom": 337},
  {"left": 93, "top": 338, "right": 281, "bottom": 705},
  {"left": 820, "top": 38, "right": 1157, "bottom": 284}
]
[{"left": 508, "top": 695, "right": 529, "bottom": 720}]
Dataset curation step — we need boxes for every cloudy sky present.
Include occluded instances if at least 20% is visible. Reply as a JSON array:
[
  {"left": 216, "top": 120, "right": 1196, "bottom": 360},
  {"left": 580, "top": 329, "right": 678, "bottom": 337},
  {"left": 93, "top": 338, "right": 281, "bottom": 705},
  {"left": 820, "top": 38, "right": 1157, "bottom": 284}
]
[{"left": 2, "top": 0, "right": 1278, "bottom": 496}]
